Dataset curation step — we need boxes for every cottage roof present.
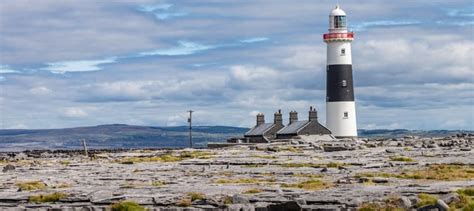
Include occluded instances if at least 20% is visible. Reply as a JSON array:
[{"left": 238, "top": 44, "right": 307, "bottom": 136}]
[
  {"left": 277, "top": 121, "right": 309, "bottom": 135},
  {"left": 245, "top": 123, "right": 275, "bottom": 136}
]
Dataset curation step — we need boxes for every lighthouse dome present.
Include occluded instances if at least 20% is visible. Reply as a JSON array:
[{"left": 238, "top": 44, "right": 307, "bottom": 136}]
[{"left": 330, "top": 5, "right": 346, "bottom": 16}]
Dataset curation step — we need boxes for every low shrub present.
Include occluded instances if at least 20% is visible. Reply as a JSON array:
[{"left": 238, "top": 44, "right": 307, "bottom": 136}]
[
  {"left": 29, "top": 192, "right": 67, "bottom": 203},
  {"left": 110, "top": 201, "right": 146, "bottom": 211}
]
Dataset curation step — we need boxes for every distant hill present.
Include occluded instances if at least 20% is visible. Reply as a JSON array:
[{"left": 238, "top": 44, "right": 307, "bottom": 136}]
[
  {"left": 0, "top": 124, "right": 471, "bottom": 151},
  {"left": 0, "top": 124, "right": 248, "bottom": 151}
]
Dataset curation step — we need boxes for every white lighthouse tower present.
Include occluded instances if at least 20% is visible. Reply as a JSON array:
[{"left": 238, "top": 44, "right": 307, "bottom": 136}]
[{"left": 324, "top": 5, "right": 358, "bottom": 138}]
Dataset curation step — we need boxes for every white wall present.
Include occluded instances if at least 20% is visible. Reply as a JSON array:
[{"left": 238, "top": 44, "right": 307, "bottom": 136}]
[{"left": 326, "top": 101, "right": 357, "bottom": 137}]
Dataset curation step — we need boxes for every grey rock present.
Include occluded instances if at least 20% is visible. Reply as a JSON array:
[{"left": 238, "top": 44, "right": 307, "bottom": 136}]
[
  {"left": 385, "top": 149, "right": 399, "bottom": 153},
  {"left": 2, "top": 164, "right": 15, "bottom": 172},
  {"left": 395, "top": 196, "right": 412, "bottom": 209},
  {"left": 436, "top": 199, "right": 449, "bottom": 211},
  {"left": 267, "top": 201, "right": 301, "bottom": 211},
  {"left": 417, "top": 204, "right": 439, "bottom": 211},
  {"left": 440, "top": 193, "right": 460, "bottom": 204},
  {"left": 233, "top": 194, "right": 250, "bottom": 204}
]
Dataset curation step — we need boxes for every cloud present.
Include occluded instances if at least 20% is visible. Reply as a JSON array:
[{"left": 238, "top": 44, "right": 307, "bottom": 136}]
[
  {"left": 446, "top": 7, "right": 474, "bottom": 17},
  {"left": 42, "top": 58, "right": 117, "bottom": 74},
  {"left": 138, "top": 41, "right": 215, "bottom": 56},
  {"left": 29, "top": 86, "right": 52, "bottom": 96},
  {"left": 137, "top": 4, "right": 173, "bottom": 12},
  {"left": 351, "top": 20, "right": 421, "bottom": 31},
  {"left": 239, "top": 37, "right": 269, "bottom": 43},
  {"left": 77, "top": 81, "right": 151, "bottom": 102},
  {"left": 154, "top": 12, "right": 188, "bottom": 20},
  {"left": 0, "top": 65, "right": 19, "bottom": 73},
  {"left": 137, "top": 3, "right": 187, "bottom": 20},
  {"left": 60, "top": 107, "right": 89, "bottom": 118}
]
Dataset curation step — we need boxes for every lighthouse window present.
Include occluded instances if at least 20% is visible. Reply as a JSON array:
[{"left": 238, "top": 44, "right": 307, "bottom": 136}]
[
  {"left": 341, "top": 48, "right": 346, "bottom": 56},
  {"left": 343, "top": 112, "right": 349, "bottom": 118},
  {"left": 334, "top": 16, "right": 346, "bottom": 28},
  {"left": 342, "top": 80, "right": 347, "bottom": 87}
]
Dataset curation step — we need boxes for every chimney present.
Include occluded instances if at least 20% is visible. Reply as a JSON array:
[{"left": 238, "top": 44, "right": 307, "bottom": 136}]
[
  {"left": 256, "top": 113, "right": 265, "bottom": 126},
  {"left": 289, "top": 110, "right": 298, "bottom": 124},
  {"left": 309, "top": 106, "right": 318, "bottom": 121},
  {"left": 274, "top": 109, "right": 283, "bottom": 125}
]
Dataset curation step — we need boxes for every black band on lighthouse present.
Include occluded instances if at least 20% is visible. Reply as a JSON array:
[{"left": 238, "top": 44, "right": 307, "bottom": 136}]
[{"left": 326, "top": 64, "right": 354, "bottom": 102}]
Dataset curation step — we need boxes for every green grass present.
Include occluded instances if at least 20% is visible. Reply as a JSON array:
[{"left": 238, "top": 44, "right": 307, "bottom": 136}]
[
  {"left": 390, "top": 156, "right": 415, "bottom": 162},
  {"left": 215, "top": 178, "right": 276, "bottom": 184},
  {"left": 119, "top": 151, "right": 216, "bottom": 164},
  {"left": 29, "top": 192, "right": 67, "bottom": 203},
  {"left": 176, "top": 198, "right": 192, "bottom": 207},
  {"left": 355, "top": 164, "right": 474, "bottom": 181},
  {"left": 280, "top": 162, "right": 346, "bottom": 168},
  {"left": 111, "top": 201, "right": 146, "bottom": 211},
  {"left": 152, "top": 181, "right": 164, "bottom": 187},
  {"left": 16, "top": 181, "right": 47, "bottom": 191},
  {"left": 243, "top": 188, "right": 263, "bottom": 194},
  {"left": 416, "top": 193, "right": 438, "bottom": 207},
  {"left": 281, "top": 180, "right": 331, "bottom": 190},
  {"left": 449, "top": 188, "right": 474, "bottom": 211},
  {"left": 187, "top": 192, "right": 206, "bottom": 201}
]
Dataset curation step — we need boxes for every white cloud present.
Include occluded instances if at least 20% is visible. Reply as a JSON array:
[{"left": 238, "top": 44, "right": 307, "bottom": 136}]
[
  {"left": 139, "top": 41, "right": 214, "bottom": 56},
  {"left": 0, "top": 65, "right": 19, "bottom": 73},
  {"left": 137, "top": 4, "right": 173, "bottom": 12},
  {"left": 230, "top": 65, "right": 278, "bottom": 82},
  {"left": 60, "top": 107, "right": 89, "bottom": 118},
  {"left": 351, "top": 20, "right": 421, "bottom": 31},
  {"left": 43, "top": 58, "right": 117, "bottom": 74},
  {"left": 29, "top": 86, "right": 52, "bottom": 96},
  {"left": 283, "top": 46, "right": 326, "bottom": 69},
  {"left": 239, "top": 37, "right": 269, "bottom": 43},
  {"left": 154, "top": 12, "right": 187, "bottom": 20}
]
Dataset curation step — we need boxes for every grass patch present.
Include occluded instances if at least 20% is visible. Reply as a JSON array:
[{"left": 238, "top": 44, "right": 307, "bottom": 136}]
[
  {"left": 215, "top": 178, "right": 276, "bottom": 184},
  {"left": 187, "top": 192, "right": 206, "bottom": 201},
  {"left": 119, "top": 151, "right": 215, "bottom": 164},
  {"left": 449, "top": 188, "right": 474, "bottom": 211},
  {"left": 176, "top": 198, "right": 192, "bottom": 207},
  {"left": 390, "top": 156, "right": 415, "bottom": 162},
  {"left": 293, "top": 173, "right": 323, "bottom": 179},
  {"left": 280, "top": 162, "right": 345, "bottom": 168},
  {"left": 152, "top": 181, "right": 164, "bottom": 187},
  {"left": 251, "top": 155, "right": 277, "bottom": 159},
  {"left": 281, "top": 180, "right": 331, "bottom": 190},
  {"left": 416, "top": 193, "right": 437, "bottom": 207},
  {"left": 111, "top": 201, "right": 146, "bottom": 211},
  {"left": 223, "top": 196, "right": 233, "bottom": 204},
  {"left": 457, "top": 187, "right": 474, "bottom": 196},
  {"left": 16, "top": 181, "right": 47, "bottom": 191},
  {"left": 29, "top": 192, "right": 67, "bottom": 203},
  {"left": 355, "top": 164, "right": 474, "bottom": 181},
  {"left": 58, "top": 160, "right": 70, "bottom": 165},
  {"left": 243, "top": 188, "right": 263, "bottom": 194}
]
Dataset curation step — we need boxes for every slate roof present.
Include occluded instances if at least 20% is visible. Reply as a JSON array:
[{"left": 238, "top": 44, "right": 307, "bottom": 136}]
[
  {"left": 244, "top": 123, "right": 275, "bottom": 136},
  {"left": 277, "top": 121, "right": 309, "bottom": 135}
]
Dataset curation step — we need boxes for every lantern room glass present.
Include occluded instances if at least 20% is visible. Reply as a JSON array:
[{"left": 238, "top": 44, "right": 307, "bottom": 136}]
[{"left": 334, "top": 16, "right": 346, "bottom": 28}]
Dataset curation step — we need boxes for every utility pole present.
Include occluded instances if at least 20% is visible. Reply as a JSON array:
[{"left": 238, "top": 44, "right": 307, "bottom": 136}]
[{"left": 187, "top": 110, "right": 193, "bottom": 148}]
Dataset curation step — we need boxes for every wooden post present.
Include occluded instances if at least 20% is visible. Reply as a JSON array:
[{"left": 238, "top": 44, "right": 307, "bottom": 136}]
[{"left": 82, "top": 139, "right": 88, "bottom": 157}]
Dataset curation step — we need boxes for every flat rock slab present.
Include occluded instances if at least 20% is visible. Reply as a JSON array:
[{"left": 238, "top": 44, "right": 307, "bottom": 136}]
[{"left": 0, "top": 135, "right": 472, "bottom": 210}]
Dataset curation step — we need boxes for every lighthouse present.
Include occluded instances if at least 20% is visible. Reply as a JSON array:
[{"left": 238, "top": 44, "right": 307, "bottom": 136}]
[{"left": 324, "top": 5, "right": 358, "bottom": 138}]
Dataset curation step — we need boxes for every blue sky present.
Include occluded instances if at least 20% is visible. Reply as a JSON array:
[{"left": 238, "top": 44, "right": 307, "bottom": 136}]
[{"left": 0, "top": 0, "right": 473, "bottom": 130}]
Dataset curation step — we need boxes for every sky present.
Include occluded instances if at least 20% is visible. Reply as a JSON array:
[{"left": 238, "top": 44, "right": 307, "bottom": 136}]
[{"left": 0, "top": 0, "right": 473, "bottom": 130}]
